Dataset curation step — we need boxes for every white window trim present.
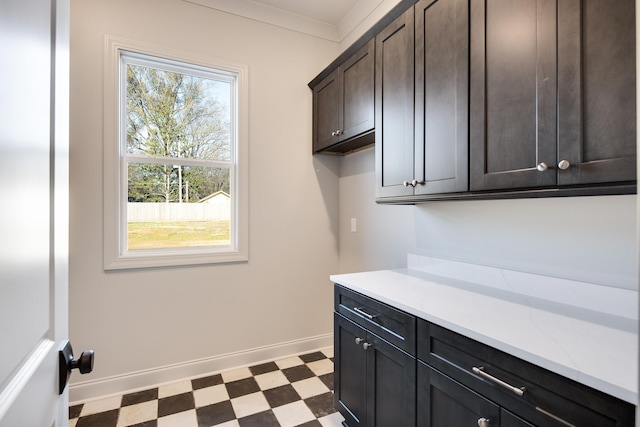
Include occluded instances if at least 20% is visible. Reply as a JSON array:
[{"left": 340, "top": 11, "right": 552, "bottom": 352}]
[{"left": 103, "top": 35, "right": 249, "bottom": 270}]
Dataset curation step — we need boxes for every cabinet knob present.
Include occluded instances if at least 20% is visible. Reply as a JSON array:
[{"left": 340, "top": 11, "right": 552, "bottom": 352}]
[
  {"left": 355, "top": 337, "right": 364, "bottom": 345},
  {"left": 331, "top": 131, "right": 337, "bottom": 137},
  {"left": 336, "top": 129, "right": 342, "bottom": 136},
  {"left": 536, "top": 162, "right": 548, "bottom": 172},
  {"left": 477, "top": 418, "right": 490, "bottom": 427},
  {"left": 363, "top": 342, "right": 373, "bottom": 350},
  {"left": 411, "top": 179, "right": 424, "bottom": 187},
  {"left": 403, "top": 181, "right": 410, "bottom": 187},
  {"left": 558, "top": 159, "right": 571, "bottom": 170}
]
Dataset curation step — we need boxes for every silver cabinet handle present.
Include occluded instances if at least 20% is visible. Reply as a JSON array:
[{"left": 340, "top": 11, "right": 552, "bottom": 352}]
[
  {"left": 363, "top": 342, "right": 373, "bottom": 350},
  {"left": 403, "top": 180, "right": 411, "bottom": 187},
  {"left": 331, "top": 131, "right": 337, "bottom": 136},
  {"left": 558, "top": 159, "right": 570, "bottom": 170},
  {"left": 472, "top": 367, "right": 525, "bottom": 396},
  {"left": 477, "top": 418, "right": 490, "bottom": 427},
  {"left": 353, "top": 307, "right": 377, "bottom": 320},
  {"left": 536, "top": 162, "right": 548, "bottom": 172},
  {"left": 411, "top": 179, "right": 424, "bottom": 186},
  {"left": 355, "top": 337, "right": 364, "bottom": 345}
]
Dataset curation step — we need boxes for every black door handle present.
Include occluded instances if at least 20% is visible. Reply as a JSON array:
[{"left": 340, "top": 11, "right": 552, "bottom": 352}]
[{"left": 59, "top": 340, "right": 94, "bottom": 394}]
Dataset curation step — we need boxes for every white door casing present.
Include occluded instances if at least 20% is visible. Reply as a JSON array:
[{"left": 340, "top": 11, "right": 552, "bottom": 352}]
[{"left": 0, "top": 0, "right": 70, "bottom": 425}]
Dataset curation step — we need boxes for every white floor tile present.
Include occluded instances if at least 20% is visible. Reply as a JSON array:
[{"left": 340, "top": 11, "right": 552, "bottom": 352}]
[
  {"left": 116, "top": 400, "right": 158, "bottom": 427},
  {"left": 193, "top": 383, "right": 230, "bottom": 408},
  {"left": 307, "top": 358, "right": 334, "bottom": 376},
  {"left": 292, "top": 377, "right": 330, "bottom": 399},
  {"left": 230, "top": 391, "right": 270, "bottom": 418},
  {"left": 158, "top": 380, "right": 192, "bottom": 398},
  {"left": 80, "top": 395, "right": 122, "bottom": 416},
  {"left": 254, "top": 370, "right": 289, "bottom": 391},
  {"left": 157, "top": 409, "right": 198, "bottom": 427},
  {"left": 318, "top": 411, "right": 345, "bottom": 426},
  {"left": 275, "top": 356, "right": 304, "bottom": 369},
  {"left": 321, "top": 347, "right": 334, "bottom": 358},
  {"left": 272, "top": 400, "right": 316, "bottom": 426},
  {"left": 221, "top": 367, "right": 252, "bottom": 383}
]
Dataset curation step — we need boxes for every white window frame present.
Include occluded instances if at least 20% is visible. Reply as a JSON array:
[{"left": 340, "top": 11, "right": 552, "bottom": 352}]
[{"left": 103, "top": 36, "right": 249, "bottom": 270}]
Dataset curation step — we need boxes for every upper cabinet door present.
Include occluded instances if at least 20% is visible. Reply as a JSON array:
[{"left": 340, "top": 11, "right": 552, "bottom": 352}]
[
  {"left": 470, "top": 0, "right": 557, "bottom": 191},
  {"left": 414, "top": 0, "right": 469, "bottom": 195},
  {"left": 312, "top": 40, "right": 375, "bottom": 154},
  {"left": 557, "top": 0, "right": 636, "bottom": 185},
  {"left": 375, "top": 8, "right": 415, "bottom": 198},
  {"left": 313, "top": 69, "right": 341, "bottom": 152},
  {"left": 340, "top": 39, "right": 375, "bottom": 142}
]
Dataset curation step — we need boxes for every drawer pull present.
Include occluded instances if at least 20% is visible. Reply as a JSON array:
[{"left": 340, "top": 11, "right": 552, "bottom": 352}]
[
  {"left": 477, "top": 418, "right": 490, "bottom": 427},
  {"left": 363, "top": 342, "right": 373, "bottom": 350},
  {"left": 353, "top": 307, "right": 377, "bottom": 320},
  {"left": 355, "top": 337, "right": 364, "bottom": 345},
  {"left": 472, "top": 366, "right": 525, "bottom": 396}
]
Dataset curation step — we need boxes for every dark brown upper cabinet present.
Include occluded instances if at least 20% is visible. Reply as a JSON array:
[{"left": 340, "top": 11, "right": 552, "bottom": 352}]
[
  {"left": 414, "top": 0, "right": 468, "bottom": 196},
  {"left": 376, "top": 0, "right": 468, "bottom": 201},
  {"left": 470, "top": 0, "right": 636, "bottom": 192},
  {"left": 375, "top": 8, "right": 416, "bottom": 198},
  {"left": 312, "top": 39, "right": 375, "bottom": 154},
  {"left": 557, "top": 0, "right": 636, "bottom": 186}
]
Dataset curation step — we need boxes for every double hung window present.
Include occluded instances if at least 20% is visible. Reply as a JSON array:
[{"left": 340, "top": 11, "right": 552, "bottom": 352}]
[{"left": 104, "top": 38, "right": 248, "bottom": 269}]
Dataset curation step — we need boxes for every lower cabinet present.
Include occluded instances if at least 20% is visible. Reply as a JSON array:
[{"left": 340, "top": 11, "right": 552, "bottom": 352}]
[
  {"left": 333, "top": 284, "right": 635, "bottom": 427},
  {"left": 334, "top": 314, "right": 416, "bottom": 427}
]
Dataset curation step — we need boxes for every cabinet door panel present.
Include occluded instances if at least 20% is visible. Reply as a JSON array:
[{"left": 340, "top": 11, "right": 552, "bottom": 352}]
[
  {"left": 418, "top": 362, "right": 499, "bottom": 427},
  {"left": 375, "top": 8, "right": 415, "bottom": 198},
  {"left": 414, "top": 0, "right": 468, "bottom": 195},
  {"left": 470, "top": 0, "right": 557, "bottom": 190},
  {"left": 558, "top": 0, "right": 636, "bottom": 185},
  {"left": 334, "top": 314, "right": 367, "bottom": 426},
  {"left": 341, "top": 39, "right": 375, "bottom": 142},
  {"left": 313, "top": 70, "right": 341, "bottom": 152},
  {"left": 367, "top": 334, "right": 416, "bottom": 426}
]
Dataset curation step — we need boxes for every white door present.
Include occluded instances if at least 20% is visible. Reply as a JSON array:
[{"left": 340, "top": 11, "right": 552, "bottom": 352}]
[{"left": 0, "top": 0, "right": 71, "bottom": 426}]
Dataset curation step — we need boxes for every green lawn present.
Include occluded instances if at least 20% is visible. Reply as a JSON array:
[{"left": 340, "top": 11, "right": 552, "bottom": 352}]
[{"left": 128, "top": 221, "right": 230, "bottom": 250}]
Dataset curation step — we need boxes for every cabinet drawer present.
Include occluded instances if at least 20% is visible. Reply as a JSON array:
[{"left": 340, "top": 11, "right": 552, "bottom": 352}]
[
  {"left": 334, "top": 284, "right": 416, "bottom": 355},
  {"left": 417, "top": 320, "right": 634, "bottom": 426}
]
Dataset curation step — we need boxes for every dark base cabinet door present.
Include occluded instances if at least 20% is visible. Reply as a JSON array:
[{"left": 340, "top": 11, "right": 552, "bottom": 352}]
[
  {"left": 335, "top": 313, "right": 416, "bottom": 427},
  {"left": 418, "top": 362, "right": 499, "bottom": 427},
  {"left": 367, "top": 334, "right": 416, "bottom": 426},
  {"left": 334, "top": 314, "right": 367, "bottom": 427}
]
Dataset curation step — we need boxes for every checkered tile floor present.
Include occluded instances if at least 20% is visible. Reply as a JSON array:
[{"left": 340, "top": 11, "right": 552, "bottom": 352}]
[{"left": 69, "top": 348, "right": 344, "bottom": 427}]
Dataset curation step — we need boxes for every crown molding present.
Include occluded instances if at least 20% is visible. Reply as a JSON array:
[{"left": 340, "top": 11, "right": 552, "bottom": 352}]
[{"left": 183, "top": 0, "right": 386, "bottom": 43}]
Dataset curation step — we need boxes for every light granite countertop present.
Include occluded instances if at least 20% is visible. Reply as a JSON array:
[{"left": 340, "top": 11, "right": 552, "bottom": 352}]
[{"left": 330, "top": 255, "right": 638, "bottom": 404}]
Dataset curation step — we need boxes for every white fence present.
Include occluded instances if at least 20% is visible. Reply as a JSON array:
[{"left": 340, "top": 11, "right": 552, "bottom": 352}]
[{"left": 128, "top": 202, "right": 230, "bottom": 222}]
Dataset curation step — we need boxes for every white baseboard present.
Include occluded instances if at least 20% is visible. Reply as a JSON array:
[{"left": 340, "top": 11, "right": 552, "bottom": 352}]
[{"left": 69, "top": 333, "right": 333, "bottom": 405}]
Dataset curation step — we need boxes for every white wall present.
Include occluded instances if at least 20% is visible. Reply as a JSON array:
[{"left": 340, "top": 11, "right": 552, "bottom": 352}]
[
  {"left": 338, "top": 148, "right": 638, "bottom": 291},
  {"left": 69, "top": 0, "right": 341, "bottom": 401}
]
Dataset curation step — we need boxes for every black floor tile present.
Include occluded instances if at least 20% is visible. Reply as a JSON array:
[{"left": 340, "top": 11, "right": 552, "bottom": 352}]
[
  {"left": 249, "top": 361, "right": 279, "bottom": 376},
  {"left": 122, "top": 388, "right": 159, "bottom": 407},
  {"left": 282, "top": 364, "right": 315, "bottom": 383},
  {"left": 225, "top": 376, "right": 260, "bottom": 399},
  {"left": 196, "top": 400, "right": 236, "bottom": 426},
  {"left": 75, "top": 409, "right": 119, "bottom": 427},
  {"left": 237, "top": 409, "right": 281, "bottom": 427},
  {"left": 305, "top": 392, "right": 336, "bottom": 418},
  {"left": 192, "top": 373, "right": 223, "bottom": 390},
  {"left": 69, "top": 404, "right": 83, "bottom": 419},
  {"left": 299, "top": 352, "right": 327, "bottom": 363},
  {"left": 318, "top": 372, "right": 334, "bottom": 390},
  {"left": 262, "top": 384, "right": 301, "bottom": 408},
  {"left": 129, "top": 421, "right": 158, "bottom": 427},
  {"left": 158, "top": 392, "right": 195, "bottom": 417}
]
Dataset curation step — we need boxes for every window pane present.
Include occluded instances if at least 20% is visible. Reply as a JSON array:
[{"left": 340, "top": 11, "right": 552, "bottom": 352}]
[
  {"left": 125, "top": 64, "right": 232, "bottom": 161},
  {"left": 127, "top": 163, "right": 231, "bottom": 250}
]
